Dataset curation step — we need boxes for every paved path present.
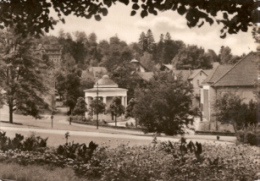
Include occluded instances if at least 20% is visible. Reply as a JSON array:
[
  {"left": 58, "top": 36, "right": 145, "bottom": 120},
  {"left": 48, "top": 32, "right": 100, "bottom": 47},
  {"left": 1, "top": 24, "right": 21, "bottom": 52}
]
[{"left": 0, "top": 107, "right": 236, "bottom": 147}]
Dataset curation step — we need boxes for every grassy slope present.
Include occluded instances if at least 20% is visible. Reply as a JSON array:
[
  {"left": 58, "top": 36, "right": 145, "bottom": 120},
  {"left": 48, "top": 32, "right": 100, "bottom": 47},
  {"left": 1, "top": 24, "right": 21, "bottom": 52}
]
[{"left": 0, "top": 162, "right": 91, "bottom": 181}]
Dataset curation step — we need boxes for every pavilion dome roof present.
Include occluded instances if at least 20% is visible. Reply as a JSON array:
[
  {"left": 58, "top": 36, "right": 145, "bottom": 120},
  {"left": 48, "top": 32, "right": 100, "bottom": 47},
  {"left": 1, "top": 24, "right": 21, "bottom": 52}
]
[
  {"left": 94, "top": 75, "right": 118, "bottom": 88},
  {"left": 130, "top": 59, "right": 139, "bottom": 63}
]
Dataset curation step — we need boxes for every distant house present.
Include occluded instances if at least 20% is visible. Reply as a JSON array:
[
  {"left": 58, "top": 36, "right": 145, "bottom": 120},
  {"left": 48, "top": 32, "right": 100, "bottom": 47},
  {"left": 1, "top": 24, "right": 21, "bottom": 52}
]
[
  {"left": 169, "top": 68, "right": 212, "bottom": 108},
  {"left": 188, "top": 69, "right": 212, "bottom": 108},
  {"left": 81, "top": 70, "right": 95, "bottom": 81},
  {"left": 160, "top": 64, "right": 173, "bottom": 71},
  {"left": 36, "top": 44, "right": 63, "bottom": 65},
  {"left": 137, "top": 72, "right": 154, "bottom": 81},
  {"left": 88, "top": 67, "right": 108, "bottom": 79},
  {"left": 35, "top": 43, "right": 63, "bottom": 110},
  {"left": 200, "top": 52, "right": 258, "bottom": 130},
  {"left": 130, "top": 59, "right": 147, "bottom": 72}
]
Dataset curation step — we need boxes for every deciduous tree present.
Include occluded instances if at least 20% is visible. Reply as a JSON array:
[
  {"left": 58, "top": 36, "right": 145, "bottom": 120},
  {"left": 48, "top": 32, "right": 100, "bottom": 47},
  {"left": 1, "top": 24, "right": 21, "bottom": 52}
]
[
  {"left": 1, "top": 1, "right": 256, "bottom": 38},
  {"left": 89, "top": 99, "right": 106, "bottom": 120},
  {"left": 133, "top": 72, "right": 194, "bottom": 135},
  {"left": 110, "top": 97, "right": 125, "bottom": 127},
  {"left": 72, "top": 97, "right": 87, "bottom": 116},
  {"left": 219, "top": 46, "right": 233, "bottom": 64},
  {"left": 215, "top": 93, "right": 257, "bottom": 136}
]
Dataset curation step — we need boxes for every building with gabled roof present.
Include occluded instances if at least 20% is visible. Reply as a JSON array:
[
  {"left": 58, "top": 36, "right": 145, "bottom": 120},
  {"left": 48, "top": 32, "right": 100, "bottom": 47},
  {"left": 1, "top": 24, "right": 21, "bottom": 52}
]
[
  {"left": 137, "top": 72, "right": 154, "bottom": 81},
  {"left": 130, "top": 59, "right": 147, "bottom": 72},
  {"left": 200, "top": 52, "right": 258, "bottom": 131},
  {"left": 36, "top": 43, "right": 63, "bottom": 65},
  {"left": 88, "top": 67, "right": 108, "bottom": 78}
]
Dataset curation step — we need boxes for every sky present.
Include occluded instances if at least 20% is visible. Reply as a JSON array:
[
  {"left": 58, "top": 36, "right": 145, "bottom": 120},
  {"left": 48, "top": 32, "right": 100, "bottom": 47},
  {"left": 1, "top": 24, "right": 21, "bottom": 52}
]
[{"left": 48, "top": 3, "right": 257, "bottom": 56}]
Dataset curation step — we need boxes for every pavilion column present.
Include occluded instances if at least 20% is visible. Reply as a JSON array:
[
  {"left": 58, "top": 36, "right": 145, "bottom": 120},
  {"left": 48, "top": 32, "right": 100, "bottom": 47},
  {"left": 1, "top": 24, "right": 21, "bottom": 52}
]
[
  {"left": 85, "top": 96, "right": 89, "bottom": 118},
  {"left": 124, "top": 96, "right": 127, "bottom": 107},
  {"left": 103, "top": 96, "right": 107, "bottom": 104},
  {"left": 121, "top": 96, "right": 124, "bottom": 107},
  {"left": 85, "top": 96, "right": 89, "bottom": 109}
]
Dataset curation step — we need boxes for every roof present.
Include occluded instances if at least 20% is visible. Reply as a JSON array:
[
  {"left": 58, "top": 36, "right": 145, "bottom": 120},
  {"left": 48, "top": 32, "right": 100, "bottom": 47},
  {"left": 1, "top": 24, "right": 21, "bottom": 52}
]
[
  {"left": 81, "top": 70, "right": 95, "bottom": 80},
  {"left": 0, "top": 88, "right": 6, "bottom": 94},
  {"left": 89, "top": 67, "right": 108, "bottom": 73},
  {"left": 94, "top": 75, "right": 118, "bottom": 88},
  {"left": 203, "top": 64, "right": 232, "bottom": 84},
  {"left": 188, "top": 69, "right": 202, "bottom": 79},
  {"left": 85, "top": 87, "right": 127, "bottom": 92},
  {"left": 188, "top": 69, "right": 211, "bottom": 80},
  {"left": 162, "top": 64, "right": 173, "bottom": 70},
  {"left": 37, "top": 44, "right": 62, "bottom": 51},
  {"left": 203, "top": 69, "right": 213, "bottom": 76},
  {"left": 213, "top": 52, "right": 258, "bottom": 87},
  {"left": 174, "top": 70, "right": 192, "bottom": 81},
  {"left": 137, "top": 72, "right": 154, "bottom": 81},
  {"left": 130, "top": 59, "right": 139, "bottom": 63}
]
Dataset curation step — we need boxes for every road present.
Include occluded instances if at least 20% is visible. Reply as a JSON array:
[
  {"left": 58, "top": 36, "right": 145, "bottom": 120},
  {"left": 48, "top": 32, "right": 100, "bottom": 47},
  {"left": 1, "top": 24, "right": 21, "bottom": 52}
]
[{"left": 0, "top": 109, "right": 236, "bottom": 147}]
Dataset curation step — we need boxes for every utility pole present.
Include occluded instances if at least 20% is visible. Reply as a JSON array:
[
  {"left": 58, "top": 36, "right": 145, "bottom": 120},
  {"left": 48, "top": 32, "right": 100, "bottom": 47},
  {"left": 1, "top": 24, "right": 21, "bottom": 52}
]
[{"left": 96, "top": 81, "right": 99, "bottom": 129}]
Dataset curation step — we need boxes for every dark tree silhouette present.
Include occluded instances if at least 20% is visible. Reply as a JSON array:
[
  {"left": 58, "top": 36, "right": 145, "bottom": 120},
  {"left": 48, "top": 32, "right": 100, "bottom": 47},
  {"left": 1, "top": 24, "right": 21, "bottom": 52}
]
[{"left": 0, "top": 0, "right": 257, "bottom": 38}]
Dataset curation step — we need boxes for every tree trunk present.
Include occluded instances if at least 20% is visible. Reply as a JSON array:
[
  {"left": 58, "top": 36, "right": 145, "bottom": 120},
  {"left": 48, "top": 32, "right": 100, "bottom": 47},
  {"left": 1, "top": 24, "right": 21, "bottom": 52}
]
[
  {"left": 115, "top": 114, "right": 117, "bottom": 127},
  {"left": 232, "top": 120, "right": 238, "bottom": 139},
  {"left": 9, "top": 103, "right": 13, "bottom": 123}
]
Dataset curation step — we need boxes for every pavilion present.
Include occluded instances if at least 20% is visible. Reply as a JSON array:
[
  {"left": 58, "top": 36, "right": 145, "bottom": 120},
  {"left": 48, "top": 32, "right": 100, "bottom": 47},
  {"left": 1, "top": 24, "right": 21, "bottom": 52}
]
[{"left": 84, "top": 75, "right": 127, "bottom": 118}]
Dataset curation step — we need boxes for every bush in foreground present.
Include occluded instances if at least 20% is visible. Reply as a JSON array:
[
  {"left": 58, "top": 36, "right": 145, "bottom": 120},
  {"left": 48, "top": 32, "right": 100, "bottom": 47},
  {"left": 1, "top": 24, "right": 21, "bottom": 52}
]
[
  {"left": 75, "top": 139, "right": 260, "bottom": 181},
  {"left": 0, "top": 132, "right": 259, "bottom": 181}
]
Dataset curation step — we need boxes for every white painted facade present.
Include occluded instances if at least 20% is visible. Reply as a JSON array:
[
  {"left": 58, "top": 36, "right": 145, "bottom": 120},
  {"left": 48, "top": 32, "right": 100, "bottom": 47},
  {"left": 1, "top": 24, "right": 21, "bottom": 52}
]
[{"left": 84, "top": 75, "right": 127, "bottom": 118}]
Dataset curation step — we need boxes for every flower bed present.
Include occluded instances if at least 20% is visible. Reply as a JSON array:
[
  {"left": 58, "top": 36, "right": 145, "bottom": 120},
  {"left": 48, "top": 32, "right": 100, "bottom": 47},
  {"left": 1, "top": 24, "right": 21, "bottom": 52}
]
[{"left": 0, "top": 132, "right": 259, "bottom": 181}]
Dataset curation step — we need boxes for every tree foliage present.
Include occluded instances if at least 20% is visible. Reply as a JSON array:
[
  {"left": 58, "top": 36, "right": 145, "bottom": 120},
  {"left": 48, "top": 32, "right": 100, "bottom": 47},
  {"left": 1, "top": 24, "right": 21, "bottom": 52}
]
[
  {"left": 89, "top": 98, "right": 106, "bottom": 116},
  {"left": 174, "top": 45, "right": 213, "bottom": 70},
  {"left": 0, "top": 30, "right": 52, "bottom": 123},
  {"left": 110, "top": 62, "right": 147, "bottom": 99},
  {"left": 133, "top": 72, "right": 194, "bottom": 135},
  {"left": 215, "top": 92, "right": 257, "bottom": 135},
  {"left": 72, "top": 97, "right": 87, "bottom": 116},
  {"left": 63, "top": 70, "right": 83, "bottom": 115},
  {"left": 0, "top": 0, "right": 256, "bottom": 38},
  {"left": 110, "top": 97, "right": 125, "bottom": 126},
  {"left": 125, "top": 98, "right": 136, "bottom": 118}
]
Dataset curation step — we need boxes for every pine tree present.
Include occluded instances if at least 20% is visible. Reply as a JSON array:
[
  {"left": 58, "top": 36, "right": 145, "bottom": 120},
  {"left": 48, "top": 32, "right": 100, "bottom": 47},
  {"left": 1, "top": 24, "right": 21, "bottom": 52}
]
[
  {"left": 165, "top": 32, "right": 171, "bottom": 41},
  {"left": 155, "top": 34, "right": 164, "bottom": 63},
  {"left": 146, "top": 29, "right": 155, "bottom": 53},
  {"left": 138, "top": 32, "right": 147, "bottom": 53}
]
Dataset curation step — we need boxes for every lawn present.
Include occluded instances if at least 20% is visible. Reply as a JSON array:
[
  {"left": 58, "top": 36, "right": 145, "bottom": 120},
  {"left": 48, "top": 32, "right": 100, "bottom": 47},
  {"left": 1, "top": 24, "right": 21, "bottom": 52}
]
[
  {"left": 0, "top": 162, "right": 89, "bottom": 181},
  {"left": 2, "top": 129, "right": 153, "bottom": 148}
]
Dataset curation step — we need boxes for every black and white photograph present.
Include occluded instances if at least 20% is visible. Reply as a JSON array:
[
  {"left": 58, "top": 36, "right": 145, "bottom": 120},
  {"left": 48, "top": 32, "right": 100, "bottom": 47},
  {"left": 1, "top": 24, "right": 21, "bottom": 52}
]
[{"left": 0, "top": 0, "right": 259, "bottom": 181}]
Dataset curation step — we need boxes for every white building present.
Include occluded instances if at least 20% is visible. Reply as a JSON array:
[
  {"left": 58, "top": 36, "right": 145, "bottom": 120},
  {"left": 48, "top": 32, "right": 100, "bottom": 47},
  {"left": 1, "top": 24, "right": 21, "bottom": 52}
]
[{"left": 84, "top": 75, "right": 127, "bottom": 118}]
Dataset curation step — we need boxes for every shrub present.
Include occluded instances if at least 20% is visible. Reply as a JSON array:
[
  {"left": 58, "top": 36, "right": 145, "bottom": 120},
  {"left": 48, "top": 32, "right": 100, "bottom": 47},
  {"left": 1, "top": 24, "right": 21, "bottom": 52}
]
[
  {"left": 237, "top": 125, "right": 260, "bottom": 146},
  {"left": 0, "top": 132, "right": 47, "bottom": 151},
  {"left": 70, "top": 115, "right": 86, "bottom": 122},
  {"left": 0, "top": 132, "right": 259, "bottom": 181},
  {"left": 130, "top": 122, "right": 134, "bottom": 127},
  {"left": 73, "top": 139, "right": 259, "bottom": 181},
  {"left": 22, "top": 134, "right": 48, "bottom": 151},
  {"left": 247, "top": 132, "right": 258, "bottom": 145},
  {"left": 56, "top": 141, "right": 98, "bottom": 163}
]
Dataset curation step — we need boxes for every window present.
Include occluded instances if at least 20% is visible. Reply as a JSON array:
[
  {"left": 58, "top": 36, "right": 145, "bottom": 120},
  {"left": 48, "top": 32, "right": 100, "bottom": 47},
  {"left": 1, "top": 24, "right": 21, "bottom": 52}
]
[{"left": 197, "top": 79, "right": 200, "bottom": 86}]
